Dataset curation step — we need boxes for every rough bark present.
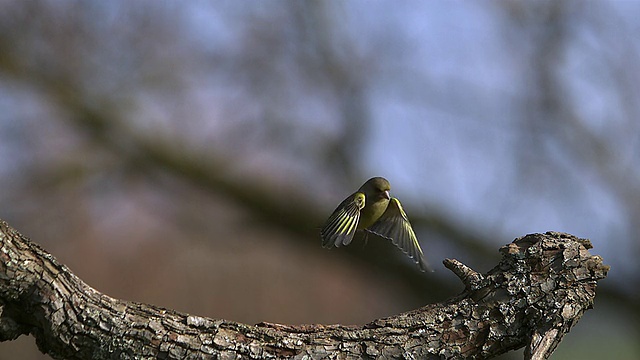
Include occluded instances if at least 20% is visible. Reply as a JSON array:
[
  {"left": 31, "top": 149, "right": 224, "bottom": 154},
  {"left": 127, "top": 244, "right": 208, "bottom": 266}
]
[{"left": 0, "top": 219, "right": 608, "bottom": 359}]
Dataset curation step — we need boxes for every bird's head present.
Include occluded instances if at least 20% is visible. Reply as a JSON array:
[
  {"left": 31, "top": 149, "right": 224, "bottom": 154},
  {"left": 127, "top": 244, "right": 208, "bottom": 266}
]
[{"left": 360, "top": 177, "right": 391, "bottom": 201}]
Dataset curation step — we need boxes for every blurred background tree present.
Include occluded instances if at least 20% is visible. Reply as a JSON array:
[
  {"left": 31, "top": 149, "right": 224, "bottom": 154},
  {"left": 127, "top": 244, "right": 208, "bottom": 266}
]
[{"left": 0, "top": 1, "right": 638, "bottom": 359}]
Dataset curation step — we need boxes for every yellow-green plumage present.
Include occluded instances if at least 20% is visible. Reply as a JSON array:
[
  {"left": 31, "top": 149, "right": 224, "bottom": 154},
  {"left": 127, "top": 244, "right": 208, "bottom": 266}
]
[{"left": 321, "top": 177, "right": 432, "bottom": 272}]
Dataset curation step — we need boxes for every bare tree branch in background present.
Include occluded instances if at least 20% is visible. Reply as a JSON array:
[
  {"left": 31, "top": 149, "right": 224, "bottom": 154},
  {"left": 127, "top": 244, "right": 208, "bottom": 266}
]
[{"left": 498, "top": 1, "right": 640, "bottom": 321}]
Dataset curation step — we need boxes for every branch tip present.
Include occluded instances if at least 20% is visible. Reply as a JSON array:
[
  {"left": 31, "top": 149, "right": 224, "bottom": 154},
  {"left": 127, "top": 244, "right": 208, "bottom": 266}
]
[
  {"left": 525, "top": 328, "right": 561, "bottom": 360},
  {"left": 443, "top": 258, "right": 485, "bottom": 290}
]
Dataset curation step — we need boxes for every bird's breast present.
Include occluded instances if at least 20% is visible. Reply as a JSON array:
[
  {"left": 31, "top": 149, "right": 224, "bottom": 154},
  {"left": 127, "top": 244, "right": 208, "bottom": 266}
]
[{"left": 357, "top": 199, "right": 389, "bottom": 229}]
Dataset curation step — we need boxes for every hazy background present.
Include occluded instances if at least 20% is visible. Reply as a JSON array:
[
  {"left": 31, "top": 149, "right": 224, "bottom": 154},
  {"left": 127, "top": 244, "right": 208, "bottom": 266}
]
[{"left": 0, "top": 1, "right": 638, "bottom": 359}]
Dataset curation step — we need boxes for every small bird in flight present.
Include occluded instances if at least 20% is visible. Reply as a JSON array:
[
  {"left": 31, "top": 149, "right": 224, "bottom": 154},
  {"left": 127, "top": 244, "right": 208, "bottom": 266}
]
[{"left": 321, "top": 177, "right": 432, "bottom": 272}]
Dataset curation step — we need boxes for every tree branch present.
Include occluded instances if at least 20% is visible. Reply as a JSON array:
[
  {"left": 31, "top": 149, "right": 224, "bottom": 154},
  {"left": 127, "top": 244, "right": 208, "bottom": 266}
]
[{"left": 0, "top": 220, "right": 608, "bottom": 359}]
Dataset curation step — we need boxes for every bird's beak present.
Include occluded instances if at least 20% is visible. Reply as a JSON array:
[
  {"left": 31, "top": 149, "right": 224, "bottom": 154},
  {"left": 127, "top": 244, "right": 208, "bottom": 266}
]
[{"left": 383, "top": 190, "right": 391, "bottom": 200}]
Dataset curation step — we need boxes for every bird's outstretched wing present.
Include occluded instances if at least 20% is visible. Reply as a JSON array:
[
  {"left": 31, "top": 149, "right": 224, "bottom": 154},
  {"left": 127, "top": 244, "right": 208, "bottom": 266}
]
[
  {"left": 321, "top": 192, "right": 366, "bottom": 248},
  {"left": 366, "top": 198, "right": 433, "bottom": 272}
]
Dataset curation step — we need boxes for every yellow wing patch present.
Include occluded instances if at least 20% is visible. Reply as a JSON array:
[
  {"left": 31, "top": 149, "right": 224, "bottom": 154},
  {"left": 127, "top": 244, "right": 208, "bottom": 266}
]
[
  {"left": 321, "top": 192, "right": 366, "bottom": 248},
  {"left": 366, "top": 198, "right": 432, "bottom": 272}
]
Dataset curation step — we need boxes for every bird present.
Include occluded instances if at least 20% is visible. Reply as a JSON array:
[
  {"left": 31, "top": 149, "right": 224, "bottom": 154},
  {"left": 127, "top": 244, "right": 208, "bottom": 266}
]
[{"left": 321, "top": 177, "right": 432, "bottom": 272}]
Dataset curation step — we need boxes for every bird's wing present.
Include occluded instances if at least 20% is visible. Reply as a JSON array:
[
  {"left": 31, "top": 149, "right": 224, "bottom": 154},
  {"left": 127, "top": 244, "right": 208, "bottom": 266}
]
[
  {"left": 321, "top": 192, "right": 366, "bottom": 248},
  {"left": 366, "top": 198, "right": 433, "bottom": 272}
]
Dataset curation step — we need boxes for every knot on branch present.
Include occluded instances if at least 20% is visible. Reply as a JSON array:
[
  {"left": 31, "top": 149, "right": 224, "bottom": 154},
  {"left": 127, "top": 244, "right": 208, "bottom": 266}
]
[
  {"left": 443, "top": 231, "right": 609, "bottom": 359},
  {"left": 444, "top": 232, "right": 609, "bottom": 359}
]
